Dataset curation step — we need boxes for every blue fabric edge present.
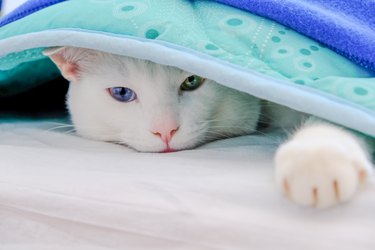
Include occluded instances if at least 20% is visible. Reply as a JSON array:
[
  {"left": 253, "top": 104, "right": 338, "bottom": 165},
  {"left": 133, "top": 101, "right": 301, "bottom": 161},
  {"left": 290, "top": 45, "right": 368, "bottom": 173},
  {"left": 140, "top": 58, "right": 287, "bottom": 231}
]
[
  {"left": 0, "top": 29, "right": 374, "bottom": 137},
  {"left": 0, "top": 0, "right": 67, "bottom": 27}
]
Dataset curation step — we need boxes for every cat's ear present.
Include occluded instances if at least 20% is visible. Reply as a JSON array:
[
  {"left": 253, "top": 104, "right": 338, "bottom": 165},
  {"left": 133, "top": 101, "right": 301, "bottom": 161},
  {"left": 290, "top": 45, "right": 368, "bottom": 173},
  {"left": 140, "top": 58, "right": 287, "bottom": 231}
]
[{"left": 43, "top": 47, "right": 94, "bottom": 82}]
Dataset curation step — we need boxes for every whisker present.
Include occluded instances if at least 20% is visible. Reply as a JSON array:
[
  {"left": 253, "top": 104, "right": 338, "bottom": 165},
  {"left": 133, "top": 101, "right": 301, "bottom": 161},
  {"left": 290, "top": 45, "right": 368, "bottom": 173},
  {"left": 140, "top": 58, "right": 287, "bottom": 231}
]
[
  {"left": 63, "top": 128, "right": 77, "bottom": 135},
  {"left": 44, "top": 121, "right": 72, "bottom": 126},
  {"left": 199, "top": 113, "right": 279, "bottom": 125},
  {"left": 46, "top": 125, "right": 75, "bottom": 132}
]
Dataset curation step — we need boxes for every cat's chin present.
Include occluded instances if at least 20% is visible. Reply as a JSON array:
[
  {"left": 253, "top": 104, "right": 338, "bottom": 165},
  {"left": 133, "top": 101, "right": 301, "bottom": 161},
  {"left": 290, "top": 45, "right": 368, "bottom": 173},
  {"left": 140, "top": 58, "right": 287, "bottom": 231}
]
[
  {"left": 133, "top": 146, "right": 179, "bottom": 153},
  {"left": 127, "top": 146, "right": 180, "bottom": 154},
  {"left": 131, "top": 146, "right": 188, "bottom": 154},
  {"left": 123, "top": 140, "right": 203, "bottom": 153}
]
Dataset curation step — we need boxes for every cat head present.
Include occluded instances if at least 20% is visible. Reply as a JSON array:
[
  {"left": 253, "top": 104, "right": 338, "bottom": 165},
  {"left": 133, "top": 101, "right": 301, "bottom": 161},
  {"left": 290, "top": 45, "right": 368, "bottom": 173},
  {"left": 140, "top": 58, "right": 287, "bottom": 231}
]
[{"left": 45, "top": 47, "right": 261, "bottom": 152}]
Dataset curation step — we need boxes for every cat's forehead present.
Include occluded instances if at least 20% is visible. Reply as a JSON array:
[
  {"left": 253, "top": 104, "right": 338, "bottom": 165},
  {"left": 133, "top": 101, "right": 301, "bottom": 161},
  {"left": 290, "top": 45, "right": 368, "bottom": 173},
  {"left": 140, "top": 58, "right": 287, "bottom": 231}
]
[
  {"left": 110, "top": 55, "right": 189, "bottom": 82},
  {"left": 86, "top": 52, "right": 193, "bottom": 90}
]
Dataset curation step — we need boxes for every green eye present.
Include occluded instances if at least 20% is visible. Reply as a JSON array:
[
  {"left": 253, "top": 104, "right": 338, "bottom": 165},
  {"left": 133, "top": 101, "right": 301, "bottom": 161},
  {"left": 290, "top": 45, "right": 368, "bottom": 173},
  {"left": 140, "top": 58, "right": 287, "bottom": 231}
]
[{"left": 180, "top": 75, "right": 205, "bottom": 91}]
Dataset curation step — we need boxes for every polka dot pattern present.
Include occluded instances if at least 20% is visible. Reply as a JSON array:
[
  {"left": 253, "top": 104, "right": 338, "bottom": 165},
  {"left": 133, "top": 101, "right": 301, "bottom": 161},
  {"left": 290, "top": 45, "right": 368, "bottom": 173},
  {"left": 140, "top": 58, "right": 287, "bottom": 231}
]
[
  {"left": 336, "top": 81, "right": 375, "bottom": 105},
  {"left": 271, "top": 36, "right": 281, "bottom": 43},
  {"left": 300, "top": 49, "right": 311, "bottom": 55},
  {"left": 294, "top": 80, "right": 305, "bottom": 85},
  {"left": 227, "top": 18, "right": 243, "bottom": 26},
  {"left": 197, "top": 41, "right": 226, "bottom": 56},
  {"left": 294, "top": 57, "right": 316, "bottom": 72},
  {"left": 145, "top": 29, "right": 160, "bottom": 39},
  {"left": 218, "top": 15, "right": 256, "bottom": 35},
  {"left": 354, "top": 87, "right": 368, "bottom": 96},
  {"left": 112, "top": 2, "right": 148, "bottom": 19},
  {"left": 205, "top": 44, "right": 219, "bottom": 50},
  {"left": 272, "top": 46, "right": 295, "bottom": 59}
]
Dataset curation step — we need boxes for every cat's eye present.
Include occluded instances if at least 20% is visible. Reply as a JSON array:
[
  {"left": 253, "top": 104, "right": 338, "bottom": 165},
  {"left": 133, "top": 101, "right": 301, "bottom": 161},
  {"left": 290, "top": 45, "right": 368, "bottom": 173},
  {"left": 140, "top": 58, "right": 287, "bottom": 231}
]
[
  {"left": 108, "top": 87, "right": 137, "bottom": 102},
  {"left": 180, "top": 75, "right": 205, "bottom": 91}
]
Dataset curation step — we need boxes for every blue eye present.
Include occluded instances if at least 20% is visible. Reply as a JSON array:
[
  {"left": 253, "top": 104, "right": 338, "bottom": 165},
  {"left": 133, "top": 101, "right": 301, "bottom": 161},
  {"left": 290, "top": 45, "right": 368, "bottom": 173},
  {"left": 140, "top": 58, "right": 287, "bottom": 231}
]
[{"left": 108, "top": 87, "right": 137, "bottom": 102}]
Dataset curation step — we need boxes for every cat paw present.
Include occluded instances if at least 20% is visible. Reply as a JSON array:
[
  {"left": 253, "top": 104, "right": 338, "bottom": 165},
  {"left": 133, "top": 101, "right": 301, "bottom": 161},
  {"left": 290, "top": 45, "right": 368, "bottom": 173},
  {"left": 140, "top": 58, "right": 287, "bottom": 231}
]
[{"left": 275, "top": 126, "right": 373, "bottom": 208}]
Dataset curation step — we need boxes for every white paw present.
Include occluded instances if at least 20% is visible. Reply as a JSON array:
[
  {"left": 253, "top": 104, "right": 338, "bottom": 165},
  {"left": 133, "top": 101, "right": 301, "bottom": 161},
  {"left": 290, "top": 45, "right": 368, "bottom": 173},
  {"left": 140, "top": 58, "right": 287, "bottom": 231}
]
[{"left": 275, "top": 126, "right": 373, "bottom": 208}]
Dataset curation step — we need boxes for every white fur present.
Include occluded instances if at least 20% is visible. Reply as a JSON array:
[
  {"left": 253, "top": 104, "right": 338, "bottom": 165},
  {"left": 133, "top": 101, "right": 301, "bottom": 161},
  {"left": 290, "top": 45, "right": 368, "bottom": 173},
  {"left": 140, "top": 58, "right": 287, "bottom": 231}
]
[
  {"left": 49, "top": 47, "right": 261, "bottom": 152},
  {"left": 46, "top": 47, "right": 373, "bottom": 208},
  {"left": 275, "top": 119, "right": 373, "bottom": 208}
]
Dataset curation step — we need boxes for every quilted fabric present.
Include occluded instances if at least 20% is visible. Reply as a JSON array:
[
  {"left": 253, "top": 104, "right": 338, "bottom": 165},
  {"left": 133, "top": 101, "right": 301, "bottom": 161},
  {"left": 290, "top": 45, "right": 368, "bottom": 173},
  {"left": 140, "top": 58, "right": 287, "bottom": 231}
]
[
  {"left": 0, "top": 0, "right": 374, "bottom": 137},
  {"left": 214, "top": 0, "right": 375, "bottom": 72}
]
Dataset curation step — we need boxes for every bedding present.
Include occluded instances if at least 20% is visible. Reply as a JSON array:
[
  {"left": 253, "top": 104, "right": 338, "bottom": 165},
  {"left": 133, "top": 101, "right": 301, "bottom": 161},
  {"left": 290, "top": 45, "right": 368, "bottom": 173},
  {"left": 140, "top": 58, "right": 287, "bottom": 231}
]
[
  {"left": 214, "top": 0, "right": 375, "bottom": 72},
  {"left": 0, "top": 1, "right": 375, "bottom": 249},
  {"left": 0, "top": 120, "right": 374, "bottom": 249},
  {"left": 0, "top": 0, "right": 374, "bottom": 138}
]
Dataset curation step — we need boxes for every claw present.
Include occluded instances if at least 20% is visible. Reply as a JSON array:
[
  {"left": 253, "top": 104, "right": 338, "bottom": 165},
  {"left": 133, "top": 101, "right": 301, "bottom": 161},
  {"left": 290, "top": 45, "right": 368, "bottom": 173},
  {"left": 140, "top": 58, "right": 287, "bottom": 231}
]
[
  {"left": 283, "top": 179, "right": 292, "bottom": 200},
  {"left": 312, "top": 187, "right": 319, "bottom": 207},
  {"left": 333, "top": 180, "right": 340, "bottom": 201}
]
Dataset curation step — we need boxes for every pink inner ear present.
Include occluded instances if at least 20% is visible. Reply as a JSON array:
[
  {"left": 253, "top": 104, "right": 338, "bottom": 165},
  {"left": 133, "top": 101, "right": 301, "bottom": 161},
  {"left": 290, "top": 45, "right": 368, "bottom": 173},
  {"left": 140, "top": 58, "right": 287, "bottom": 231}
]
[
  {"left": 62, "top": 62, "right": 79, "bottom": 81},
  {"left": 49, "top": 52, "right": 80, "bottom": 82}
]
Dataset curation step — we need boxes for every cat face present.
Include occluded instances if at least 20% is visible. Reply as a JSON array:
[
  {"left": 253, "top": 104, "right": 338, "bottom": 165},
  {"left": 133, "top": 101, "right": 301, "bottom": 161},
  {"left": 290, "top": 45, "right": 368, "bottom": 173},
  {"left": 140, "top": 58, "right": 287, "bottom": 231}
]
[{"left": 46, "top": 47, "right": 261, "bottom": 152}]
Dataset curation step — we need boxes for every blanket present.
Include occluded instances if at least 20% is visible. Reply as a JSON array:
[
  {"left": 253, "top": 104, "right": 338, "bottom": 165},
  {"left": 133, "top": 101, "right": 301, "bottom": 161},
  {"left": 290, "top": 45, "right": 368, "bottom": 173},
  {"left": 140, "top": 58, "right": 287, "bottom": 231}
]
[
  {"left": 214, "top": 0, "right": 375, "bottom": 72},
  {"left": 0, "top": 0, "right": 374, "bottom": 138}
]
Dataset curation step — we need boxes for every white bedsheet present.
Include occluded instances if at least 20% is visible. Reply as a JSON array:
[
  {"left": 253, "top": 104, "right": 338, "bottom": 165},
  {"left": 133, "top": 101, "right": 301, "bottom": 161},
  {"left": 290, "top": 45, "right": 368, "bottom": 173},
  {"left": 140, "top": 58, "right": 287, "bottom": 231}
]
[{"left": 0, "top": 119, "right": 374, "bottom": 250}]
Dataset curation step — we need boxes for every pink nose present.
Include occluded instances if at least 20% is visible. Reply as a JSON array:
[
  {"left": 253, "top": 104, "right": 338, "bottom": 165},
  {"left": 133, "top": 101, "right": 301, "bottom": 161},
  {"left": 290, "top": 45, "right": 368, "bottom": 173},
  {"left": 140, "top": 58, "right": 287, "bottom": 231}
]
[{"left": 152, "top": 125, "right": 180, "bottom": 144}]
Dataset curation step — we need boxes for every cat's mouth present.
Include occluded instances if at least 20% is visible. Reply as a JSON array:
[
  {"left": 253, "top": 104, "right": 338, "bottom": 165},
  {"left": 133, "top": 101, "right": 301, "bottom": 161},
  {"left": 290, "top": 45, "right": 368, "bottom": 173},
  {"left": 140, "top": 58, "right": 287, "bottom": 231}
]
[
  {"left": 113, "top": 140, "right": 181, "bottom": 153},
  {"left": 162, "top": 147, "right": 177, "bottom": 153}
]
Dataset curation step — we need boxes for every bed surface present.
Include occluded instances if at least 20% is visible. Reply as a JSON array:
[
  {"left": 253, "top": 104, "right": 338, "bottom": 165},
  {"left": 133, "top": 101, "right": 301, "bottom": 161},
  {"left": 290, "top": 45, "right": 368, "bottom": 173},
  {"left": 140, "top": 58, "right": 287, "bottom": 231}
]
[{"left": 0, "top": 119, "right": 374, "bottom": 250}]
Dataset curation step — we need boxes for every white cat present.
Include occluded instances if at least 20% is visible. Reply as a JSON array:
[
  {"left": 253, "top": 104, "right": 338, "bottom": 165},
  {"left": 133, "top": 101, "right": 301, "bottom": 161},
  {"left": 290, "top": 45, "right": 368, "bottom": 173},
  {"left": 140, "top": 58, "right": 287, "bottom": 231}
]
[{"left": 45, "top": 47, "right": 373, "bottom": 208}]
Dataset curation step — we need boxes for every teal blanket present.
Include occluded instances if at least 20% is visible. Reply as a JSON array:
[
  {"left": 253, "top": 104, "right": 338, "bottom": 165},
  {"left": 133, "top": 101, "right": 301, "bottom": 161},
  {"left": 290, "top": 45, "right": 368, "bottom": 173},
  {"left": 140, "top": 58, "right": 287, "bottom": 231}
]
[{"left": 0, "top": 0, "right": 374, "bottom": 138}]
